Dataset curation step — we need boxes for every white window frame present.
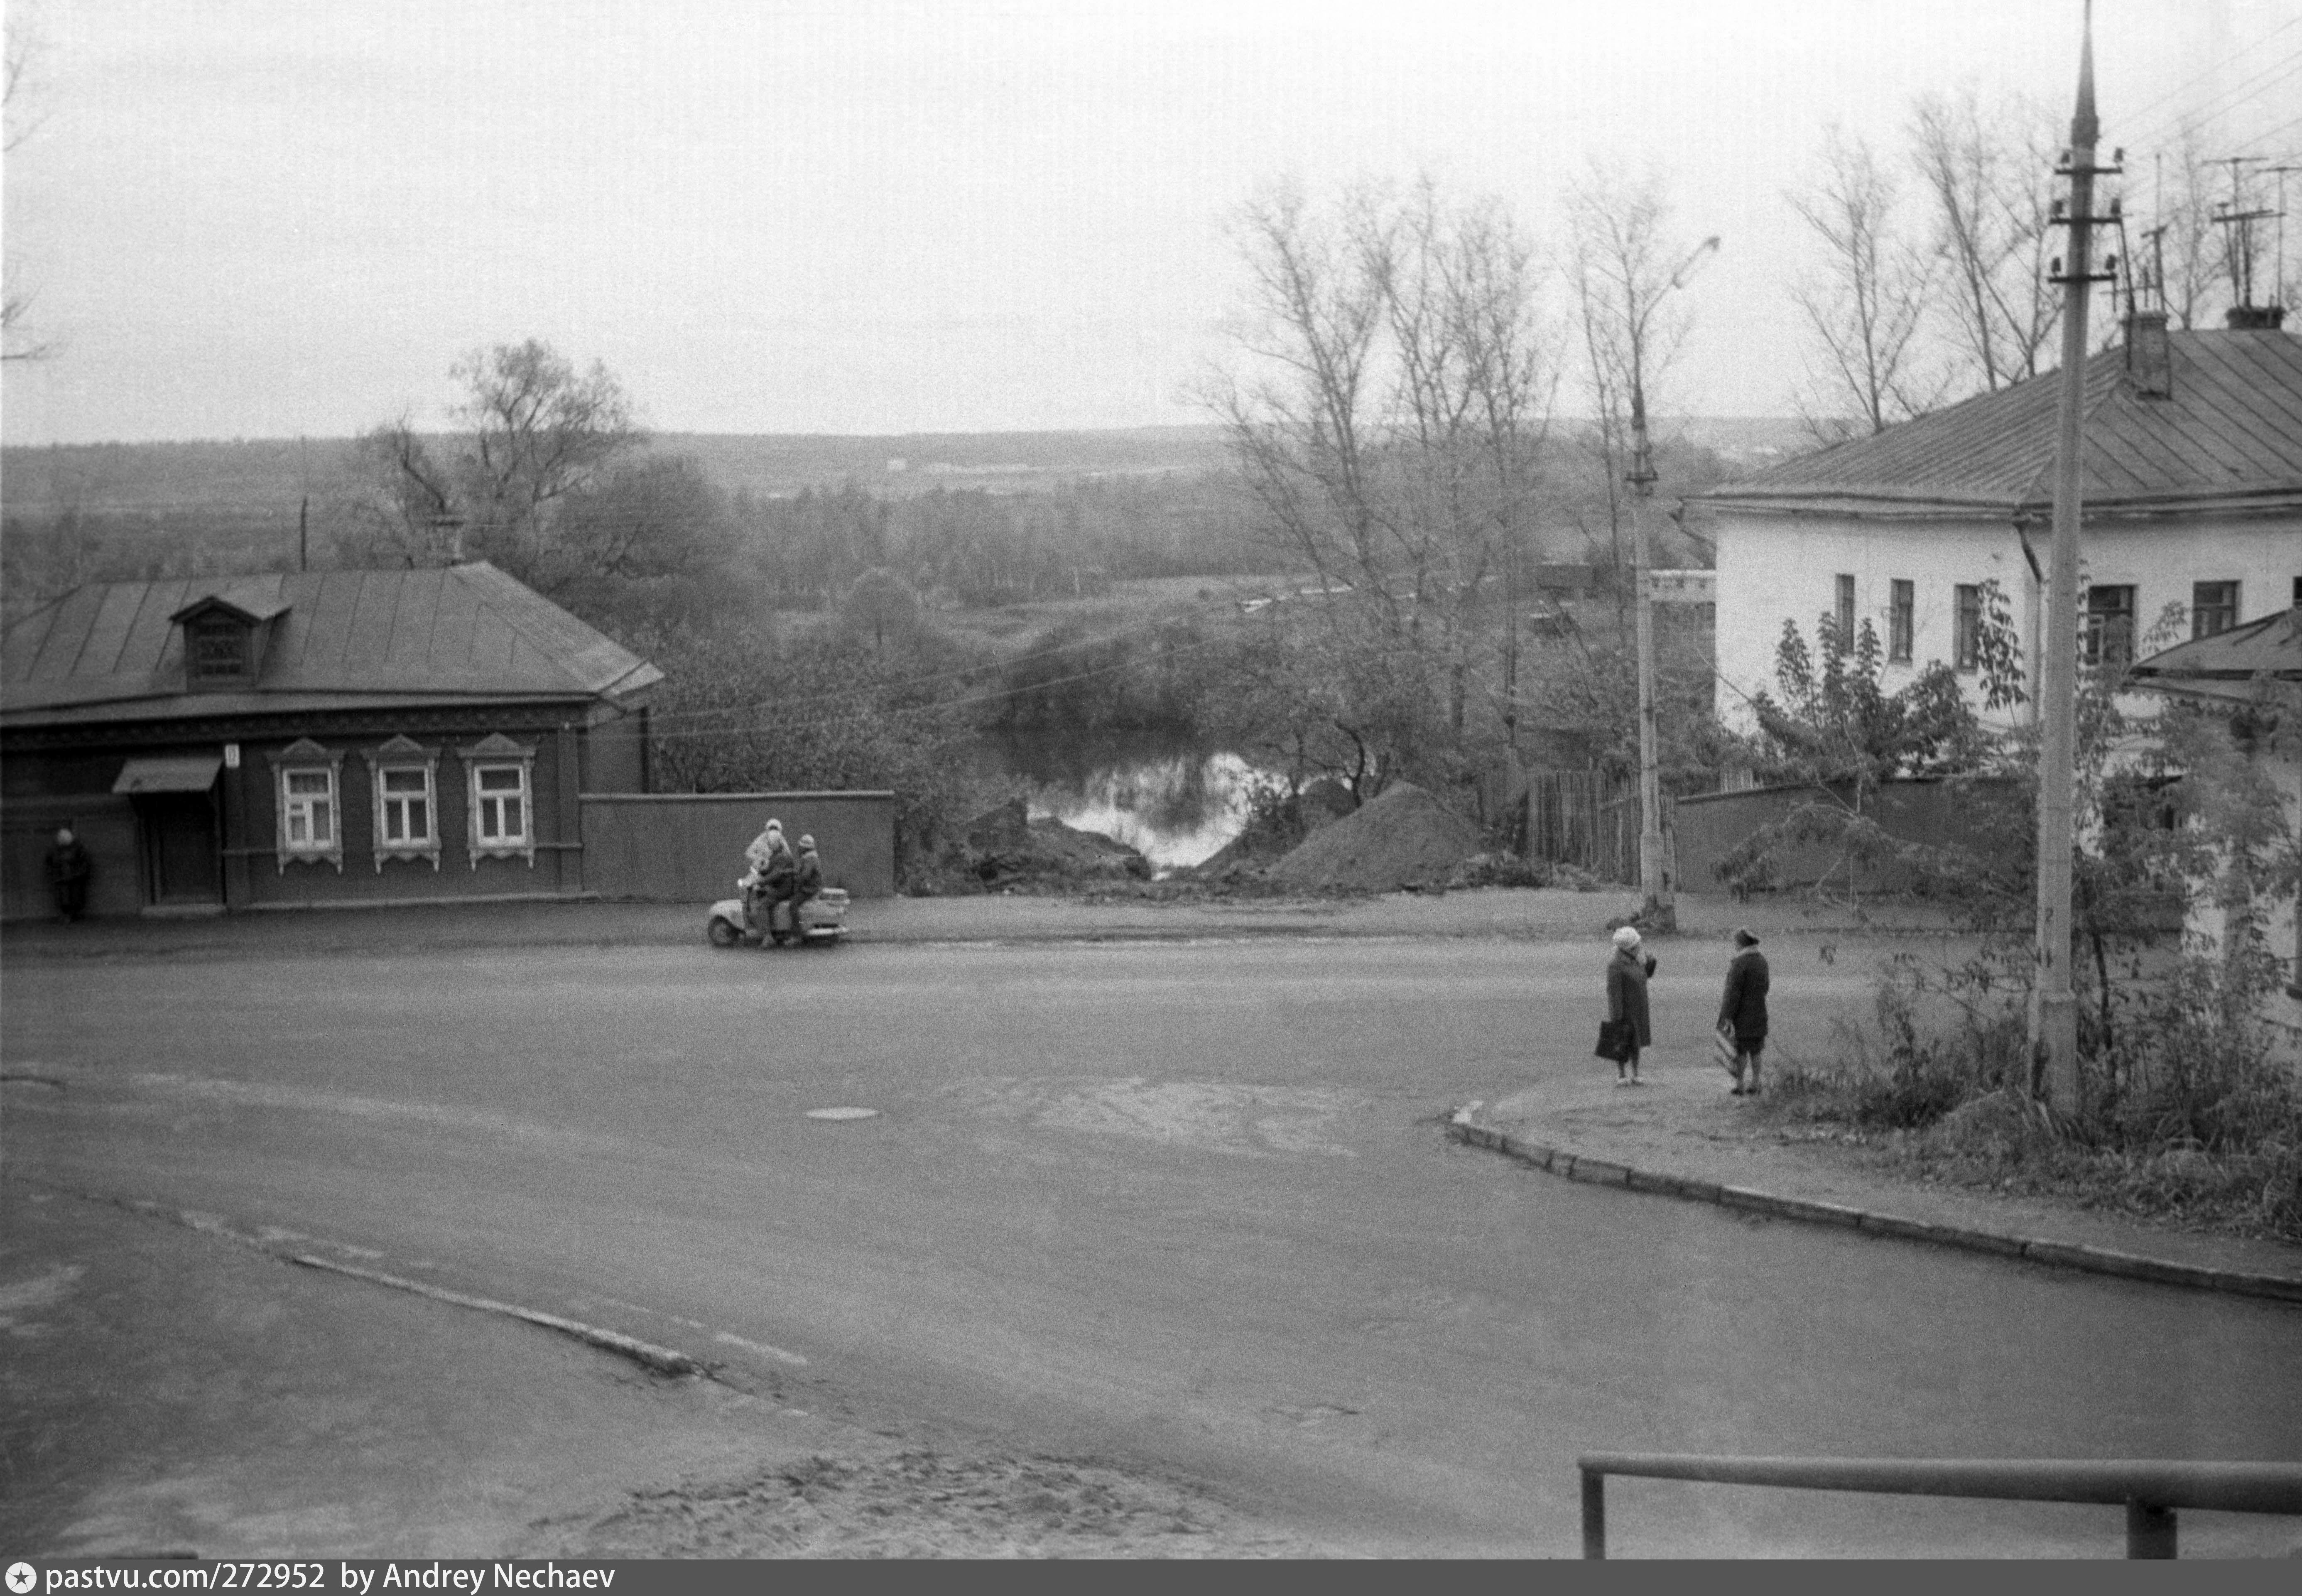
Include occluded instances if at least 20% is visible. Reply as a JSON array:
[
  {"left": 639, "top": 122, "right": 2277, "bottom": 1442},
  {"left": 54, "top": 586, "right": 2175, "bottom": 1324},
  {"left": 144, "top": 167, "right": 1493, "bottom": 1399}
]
[
  {"left": 458, "top": 733, "right": 538, "bottom": 869},
  {"left": 366, "top": 735, "right": 442, "bottom": 872},
  {"left": 268, "top": 738, "right": 345, "bottom": 874}
]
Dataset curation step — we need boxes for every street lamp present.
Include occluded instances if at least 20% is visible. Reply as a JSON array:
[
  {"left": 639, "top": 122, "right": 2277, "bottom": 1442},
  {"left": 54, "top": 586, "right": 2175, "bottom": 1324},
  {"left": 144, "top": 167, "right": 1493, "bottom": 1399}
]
[{"left": 1627, "top": 234, "right": 1719, "bottom": 933}]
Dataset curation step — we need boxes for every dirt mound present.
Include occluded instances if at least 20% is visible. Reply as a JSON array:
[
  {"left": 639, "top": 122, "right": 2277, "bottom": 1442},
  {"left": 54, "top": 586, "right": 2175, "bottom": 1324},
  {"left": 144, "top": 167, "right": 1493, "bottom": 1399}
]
[
  {"left": 1264, "top": 781, "right": 1486, "bottom": 892},
  {"left": 961, "top": 798, "right": 1150, "bottom": 887}
]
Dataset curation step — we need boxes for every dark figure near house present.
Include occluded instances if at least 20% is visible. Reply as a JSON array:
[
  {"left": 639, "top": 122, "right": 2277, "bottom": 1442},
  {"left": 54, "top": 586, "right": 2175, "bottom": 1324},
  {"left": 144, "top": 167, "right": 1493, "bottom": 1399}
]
[
  {"left": 45, "top": 826, "right": 92, "bottom": 922},
  {"left": 1719, "top": 927, "right": 1771, "bottom": 1095},
  {"left": 1606, "top": 925, "right": 1657, "bottom": 1086}
]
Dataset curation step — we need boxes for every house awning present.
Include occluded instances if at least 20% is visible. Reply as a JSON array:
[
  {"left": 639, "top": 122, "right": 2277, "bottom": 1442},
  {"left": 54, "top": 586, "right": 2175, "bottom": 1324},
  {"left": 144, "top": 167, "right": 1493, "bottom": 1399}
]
[{"left": 112, "top": 754, "right": 223, "bottom": 794}]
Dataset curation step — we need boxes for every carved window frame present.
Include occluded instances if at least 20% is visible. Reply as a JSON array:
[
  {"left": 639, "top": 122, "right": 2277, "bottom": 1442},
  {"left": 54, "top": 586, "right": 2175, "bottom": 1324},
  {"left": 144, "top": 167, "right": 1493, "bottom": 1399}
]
[
  {"left": 267, "top": 738, "right": 344, "bottom": 874},
  {"left": 458, "top": 732, "right": 537, "bottom": 869},
  {"left": 364, "top": 734, "right": 442, "bottom": 872}
]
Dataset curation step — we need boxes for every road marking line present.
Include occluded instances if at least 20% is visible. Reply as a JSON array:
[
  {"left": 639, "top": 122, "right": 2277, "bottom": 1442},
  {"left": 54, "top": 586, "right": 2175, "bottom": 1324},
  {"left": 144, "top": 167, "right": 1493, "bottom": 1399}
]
[{"left": 713, "top": 1330, "right": 810, "bottom": 1366}]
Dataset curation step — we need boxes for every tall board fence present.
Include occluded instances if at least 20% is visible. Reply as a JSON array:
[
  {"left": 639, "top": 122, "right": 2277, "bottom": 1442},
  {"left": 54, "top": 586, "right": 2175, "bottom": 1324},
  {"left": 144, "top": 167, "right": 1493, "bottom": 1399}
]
[{"left": 1523, "top": 770, "right": 1675, "bottom": 889}]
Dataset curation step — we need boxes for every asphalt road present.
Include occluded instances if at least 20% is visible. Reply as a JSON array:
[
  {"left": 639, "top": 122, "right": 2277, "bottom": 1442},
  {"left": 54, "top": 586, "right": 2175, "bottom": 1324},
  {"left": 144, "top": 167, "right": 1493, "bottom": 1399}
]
[{"left": 8, "top": 935, "right": 2300, "bottom": 1557}]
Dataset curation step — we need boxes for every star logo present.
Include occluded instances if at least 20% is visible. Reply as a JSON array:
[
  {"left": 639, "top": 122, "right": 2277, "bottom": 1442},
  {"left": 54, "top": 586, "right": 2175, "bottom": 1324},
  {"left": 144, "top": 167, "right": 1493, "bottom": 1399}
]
[{"left": 6, "top": 1562, "right": 37, "bottom": 1594}]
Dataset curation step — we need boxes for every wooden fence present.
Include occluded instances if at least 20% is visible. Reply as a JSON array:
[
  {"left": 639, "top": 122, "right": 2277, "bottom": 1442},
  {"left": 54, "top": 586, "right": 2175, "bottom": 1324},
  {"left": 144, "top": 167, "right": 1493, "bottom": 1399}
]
[{"left": 1524, "top": 770, "right": 1674, "bottom": 888}]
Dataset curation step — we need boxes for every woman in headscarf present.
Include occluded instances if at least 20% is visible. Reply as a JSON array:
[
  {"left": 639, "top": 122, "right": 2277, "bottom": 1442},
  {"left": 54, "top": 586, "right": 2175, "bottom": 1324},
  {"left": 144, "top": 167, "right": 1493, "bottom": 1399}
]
[{"left": 1605, "top": 924, "right": 1657, "bottom": 1086}]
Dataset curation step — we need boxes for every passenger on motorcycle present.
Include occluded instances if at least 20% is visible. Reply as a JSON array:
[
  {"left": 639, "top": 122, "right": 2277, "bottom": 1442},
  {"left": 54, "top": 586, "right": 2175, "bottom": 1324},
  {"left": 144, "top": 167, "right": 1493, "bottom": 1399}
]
[{"left": 743, "top": 819, "right": 801, "bottom": 943}]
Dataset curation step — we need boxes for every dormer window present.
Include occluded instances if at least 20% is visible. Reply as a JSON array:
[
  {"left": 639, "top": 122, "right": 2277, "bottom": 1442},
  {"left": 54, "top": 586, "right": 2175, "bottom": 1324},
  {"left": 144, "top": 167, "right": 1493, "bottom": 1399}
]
[
  {"left": 188, "top": 616, "right": 251, "bottom": 684},
  {"left": 169, "top": 589, "right": 290, "bottom": 692}
]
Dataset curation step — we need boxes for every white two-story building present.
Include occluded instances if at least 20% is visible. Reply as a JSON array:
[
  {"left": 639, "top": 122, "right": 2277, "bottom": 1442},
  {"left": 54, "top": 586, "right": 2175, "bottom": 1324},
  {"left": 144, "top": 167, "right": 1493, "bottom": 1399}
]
[{"left": 1691, "top": 317, "right": 2302, "bottom": 736}]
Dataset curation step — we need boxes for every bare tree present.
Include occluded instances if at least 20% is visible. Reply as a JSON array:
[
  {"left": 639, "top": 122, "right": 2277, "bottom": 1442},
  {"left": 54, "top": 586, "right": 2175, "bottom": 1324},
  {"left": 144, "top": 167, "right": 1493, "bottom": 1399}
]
[
  {"left": 1787, "top": 125, "right": 1942, "bottom": 438},
  {"left": 1563, "top": 159, "right": 1692, "bottom": 629},
  {"left": 4, "top": 12, "right": 54, "bottom": 363},
  {"left": 1205, "top": 174, "right": 1555, "bottom": 787},
  {"left": 1909, "top": 86, "right": 2063, "bottom": 393},
  {"left": 343, "top": 340, "right": 641, "bottom": 591},
  {"left": 2140, "top": 121, "right": 2231, "bottom": 329}
]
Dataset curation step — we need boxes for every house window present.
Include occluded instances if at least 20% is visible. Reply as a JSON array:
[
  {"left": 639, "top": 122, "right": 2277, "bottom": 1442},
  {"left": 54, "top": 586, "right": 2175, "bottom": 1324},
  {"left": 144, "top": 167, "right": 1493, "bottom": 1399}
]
[
  {"left": 1889, "top": 579, "right": 1914, "bottom": 663},
  {"left": 2192, "top": 581, "right": 2239, "bottom": 639},
  {"left": 268, "top": 738, "right": 344, "bottom": 872},
  {"left": 457, "top": 733, "right": 539, "bottom": 868},
  {"left": 365, "top": 736, "right": 443, "bottom": 871},
  {"left": 380, "top": 768, "right": 431, "bottom": 844},
  {"left": 1953, "top": 584, "right": 1981, "bottom": 671},
  {"left": 1834, "top": 574, "right": 1856, "bottom": 642},
  {"left": 188, "top": 618, "right": 249, "bottom": 685},
  {"left": 283, "top": 769, "right": 335, "bottom": 848},
  {"left": 2083, "top": 584, "right": 2137, "bottom": 667},
  {"left": 473, "top": 765, "right": 528, "bottom": 845}
]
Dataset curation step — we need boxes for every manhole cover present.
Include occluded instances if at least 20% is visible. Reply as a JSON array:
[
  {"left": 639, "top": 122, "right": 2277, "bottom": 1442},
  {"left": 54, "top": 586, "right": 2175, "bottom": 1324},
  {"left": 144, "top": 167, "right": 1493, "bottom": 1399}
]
[{"left": 805, "top": 1107, "right": 880, "bottom": 1121}]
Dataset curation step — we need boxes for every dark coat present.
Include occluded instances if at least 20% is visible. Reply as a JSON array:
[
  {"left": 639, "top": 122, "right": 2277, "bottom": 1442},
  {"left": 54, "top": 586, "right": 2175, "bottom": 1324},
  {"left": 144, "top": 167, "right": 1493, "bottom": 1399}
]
[
  {"left": 45, "top": 840, "right": 91, "bottom": 887},
  {"left": 794, "top": 850, "right": 822, "bottom": 898},
  {"left": 1719, "top": 947, "right": 1770, "bottom": 1043},
  {"left": 758, "top": 845, "right": 797, "bottom": 893},
  {"left": 1605, "top": 948, "right": 1655, "bottom": 1049}
]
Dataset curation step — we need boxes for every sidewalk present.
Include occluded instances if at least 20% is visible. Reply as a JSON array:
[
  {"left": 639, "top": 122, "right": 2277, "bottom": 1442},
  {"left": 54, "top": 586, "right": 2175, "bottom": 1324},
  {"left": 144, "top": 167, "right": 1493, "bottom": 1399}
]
[
  {"left": 1454, "top": 1057, "right": 2302, "bottom": 1306},
  {"left": 0, "top": 884, "right": 1956, "bottom": 962}
]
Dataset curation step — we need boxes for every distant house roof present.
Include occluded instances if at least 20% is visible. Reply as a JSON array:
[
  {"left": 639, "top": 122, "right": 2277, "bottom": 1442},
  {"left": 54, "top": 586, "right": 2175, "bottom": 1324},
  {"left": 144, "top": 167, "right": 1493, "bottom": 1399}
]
[
  {"left": 2130, "top": 608, "right": 2302, "bottom": 704},
  {"left": 2, "top": 562, "right": 663, "bottom": 728},
  {"left": 1694, "top": 328, "right": 2302, "bottom": 519}
]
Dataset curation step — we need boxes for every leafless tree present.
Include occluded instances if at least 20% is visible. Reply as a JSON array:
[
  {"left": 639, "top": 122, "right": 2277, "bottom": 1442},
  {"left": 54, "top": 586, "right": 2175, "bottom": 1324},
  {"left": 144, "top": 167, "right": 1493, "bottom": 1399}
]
[
  {"left": 1787, "top": 125, "right": 1943, "bottom": 438},
  {"left": 1563, "top": 159, "right": 1692, "bottom": 630},
  {"left": 1908, "top": 86, "right": 2063, "bottom": 393},
  {"left": 2138, "top": 122, "right": 2231, "bottom": 330},
  {"left": 1206, "top": 174, "right": 1555, "bottom": 766},
  {"left": 343, "top": 340, "right": 641, "bottom": 591},
  {"left": 4, "top": 12, "right": 55, "bottom": 363}
]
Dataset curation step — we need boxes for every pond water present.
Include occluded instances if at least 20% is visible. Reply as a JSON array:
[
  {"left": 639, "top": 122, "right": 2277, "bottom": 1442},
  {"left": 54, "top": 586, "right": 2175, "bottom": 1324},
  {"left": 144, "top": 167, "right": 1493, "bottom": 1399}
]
[{"left": 977, "top": 726, "right": 1270, "bottom": 869}]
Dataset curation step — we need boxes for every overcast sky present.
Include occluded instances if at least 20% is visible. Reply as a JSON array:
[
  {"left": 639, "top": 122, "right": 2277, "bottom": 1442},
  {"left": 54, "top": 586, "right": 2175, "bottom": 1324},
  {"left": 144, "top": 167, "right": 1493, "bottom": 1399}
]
[{"left": 4, "top": 0, "right": 2298, "bottom": 444}]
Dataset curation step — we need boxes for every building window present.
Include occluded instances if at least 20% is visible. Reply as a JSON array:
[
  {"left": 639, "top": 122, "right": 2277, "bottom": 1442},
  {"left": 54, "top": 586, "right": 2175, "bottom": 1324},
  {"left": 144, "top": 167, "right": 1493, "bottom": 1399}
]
[
  {"left": 2083, "top": 584, "right": 2137, "bottom": 668},
  {"left": 473, "top": 765, "right": 528, "bottom": 846},
  {"left": 1834, "top": 574, "right": 1856, "bottom": 642},
  {"left": 1889, "top": 579, "right": 1914, "bottom": 663},
  {"left": 365, "top": 735, "right": 441, "bottom": 870},
  {"left": 1953, "top": 584, "right": 1981, "bottom": 671},
  {"left": 2192, "top": 581, "right": 2239, "bottom": 639},
  {"left": 458, "top": 732, "right": 539, "bottom": 868},
  {"left": 187, "top": 618, "right": 249, "bottom": 685},
  {"left": 284, "top": 770, "right": 335, "bottom": 847},
  {"left": 268, "top": 738, "right": 346, "bottom": 874}
]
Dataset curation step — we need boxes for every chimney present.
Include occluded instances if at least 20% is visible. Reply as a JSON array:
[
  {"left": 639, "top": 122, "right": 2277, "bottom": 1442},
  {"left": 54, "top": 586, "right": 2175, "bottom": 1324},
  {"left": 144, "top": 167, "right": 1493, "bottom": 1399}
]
[
  {"left": 2124, "top": 308, "right": 2172, "bottom": 398},
  {"left": 2226, "top": 304, "right": 2287, "bottom": 330}
]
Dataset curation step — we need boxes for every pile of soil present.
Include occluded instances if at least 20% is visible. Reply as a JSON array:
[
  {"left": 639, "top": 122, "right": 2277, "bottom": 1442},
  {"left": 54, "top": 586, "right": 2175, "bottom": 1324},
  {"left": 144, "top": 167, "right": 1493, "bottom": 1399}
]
[
  {"left": 1263, "top": 781, "right": 1486, "bottom": 893},
  {"left": 962, "top": 798, "right": 1150, "bottom": 888}
]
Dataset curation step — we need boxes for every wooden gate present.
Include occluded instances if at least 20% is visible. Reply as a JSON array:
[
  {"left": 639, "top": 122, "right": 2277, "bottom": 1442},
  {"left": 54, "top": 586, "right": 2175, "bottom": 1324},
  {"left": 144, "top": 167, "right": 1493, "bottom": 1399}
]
[{"left": 1525, "top": 770, "right": 1672, "bottom": 888}]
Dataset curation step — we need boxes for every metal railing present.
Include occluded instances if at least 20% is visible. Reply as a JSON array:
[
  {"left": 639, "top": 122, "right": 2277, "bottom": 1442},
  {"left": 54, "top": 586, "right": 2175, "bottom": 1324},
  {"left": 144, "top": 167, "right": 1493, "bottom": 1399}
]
[{"left": 1578, "top": 1452, "right": 2302, "bottom": 1559}]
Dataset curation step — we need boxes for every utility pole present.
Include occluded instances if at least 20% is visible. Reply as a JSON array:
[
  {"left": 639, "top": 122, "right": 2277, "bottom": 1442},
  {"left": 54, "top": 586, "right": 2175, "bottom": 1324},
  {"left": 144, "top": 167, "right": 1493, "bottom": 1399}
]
[
  {"left": 2033, "top": 3, "right": 2118, "bottom": 1116},
  {"left": 1627, "top": 234, "right": 1719, "bottom": 932}
]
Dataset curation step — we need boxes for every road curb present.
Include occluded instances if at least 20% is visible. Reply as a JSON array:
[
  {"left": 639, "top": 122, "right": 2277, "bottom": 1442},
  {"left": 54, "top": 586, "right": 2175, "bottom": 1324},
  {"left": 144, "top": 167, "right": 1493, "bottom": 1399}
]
[{"left": 1447, "top": 1116, "right": 2302, "bottom": 1307}]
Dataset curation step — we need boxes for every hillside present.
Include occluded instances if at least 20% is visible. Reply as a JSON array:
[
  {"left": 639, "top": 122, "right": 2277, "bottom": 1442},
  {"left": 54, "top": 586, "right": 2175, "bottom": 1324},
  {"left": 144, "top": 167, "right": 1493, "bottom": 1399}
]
[{"left": 0, "top": 418, "right": 1809, "bottom": 514}]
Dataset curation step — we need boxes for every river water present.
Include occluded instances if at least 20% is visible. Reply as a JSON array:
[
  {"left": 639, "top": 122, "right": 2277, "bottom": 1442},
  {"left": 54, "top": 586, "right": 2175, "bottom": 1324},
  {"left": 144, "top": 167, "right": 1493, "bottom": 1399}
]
[{"left": 977, "top": 727, "right": 1268, "bottom": 869}]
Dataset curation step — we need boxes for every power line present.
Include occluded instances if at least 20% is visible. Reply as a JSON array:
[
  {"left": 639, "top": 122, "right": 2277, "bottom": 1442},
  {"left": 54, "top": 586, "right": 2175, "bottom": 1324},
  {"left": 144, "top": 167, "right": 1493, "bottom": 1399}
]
[
  {"left": 2112, "top": 47, "right": 2302, "bottom": 169},
  {"left": 2115, "top": 16, "right": 2302, "bottom": 139}
]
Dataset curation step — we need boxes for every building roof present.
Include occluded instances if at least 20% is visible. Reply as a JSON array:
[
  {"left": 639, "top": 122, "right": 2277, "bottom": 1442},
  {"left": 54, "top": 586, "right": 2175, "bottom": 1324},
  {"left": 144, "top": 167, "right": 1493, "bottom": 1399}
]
[
  {"left": 2129, "top": 607, "right": 2302, "bottom": 704},
  {"left": 2, "top": 562, "right": 663, "bottom": 728},
  {"left": 1696, "top": 328, "right": 2302, "bottom": 518}
]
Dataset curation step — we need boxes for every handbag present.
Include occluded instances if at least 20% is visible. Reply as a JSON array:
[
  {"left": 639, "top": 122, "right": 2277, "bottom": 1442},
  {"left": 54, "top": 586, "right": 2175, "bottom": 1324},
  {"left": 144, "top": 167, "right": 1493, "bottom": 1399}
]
[
  {"left": 1595, "top": 1019, "right": 1632, "bottom": 1063},
  {"left": 1712, "top": 1023, "right": 1741, "bottom": 1075}
]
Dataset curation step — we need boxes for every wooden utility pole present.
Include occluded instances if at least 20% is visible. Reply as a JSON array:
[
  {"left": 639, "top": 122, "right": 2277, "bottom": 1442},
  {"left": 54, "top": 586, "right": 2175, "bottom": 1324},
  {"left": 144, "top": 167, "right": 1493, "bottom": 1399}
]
[
  {"left": 2033, "top": 3, "right": 2114, "bottom": 1115},
  {"left": 1628, "top": 235, "right": 1718, "bottom": 932}
]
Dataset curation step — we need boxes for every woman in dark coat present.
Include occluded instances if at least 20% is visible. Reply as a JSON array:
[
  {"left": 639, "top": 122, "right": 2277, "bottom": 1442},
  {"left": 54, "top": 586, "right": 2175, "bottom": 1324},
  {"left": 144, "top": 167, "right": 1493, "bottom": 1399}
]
[
  {"left": 1718, "top": 927, "right": 1771, "bottom": 1094},
  {"left": 1605, "top": 925, "right": 1657, "bottom": 1086}
]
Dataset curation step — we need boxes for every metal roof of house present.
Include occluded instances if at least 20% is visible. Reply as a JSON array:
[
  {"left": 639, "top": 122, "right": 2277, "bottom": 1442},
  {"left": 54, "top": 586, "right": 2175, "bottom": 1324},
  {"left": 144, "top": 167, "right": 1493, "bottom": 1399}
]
[
  {"left": 2129, "top": 608, "right": 2302, "bottom": 699},
  {"left": 2, "top": 562, "right": 664, "bottom": 727},
  {"left": 1696, "top": 328, "right": 2302, "bottom": 517}
]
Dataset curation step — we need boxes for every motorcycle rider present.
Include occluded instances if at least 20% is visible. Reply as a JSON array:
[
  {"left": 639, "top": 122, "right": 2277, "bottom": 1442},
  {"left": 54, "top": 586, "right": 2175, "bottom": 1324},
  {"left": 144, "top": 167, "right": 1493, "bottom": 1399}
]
[
  {"left": 792, "top": 835, "right": 823, "bottom": 932},
  {"left": 746, "top": 819, "right": 800, "bottom": 944}
]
